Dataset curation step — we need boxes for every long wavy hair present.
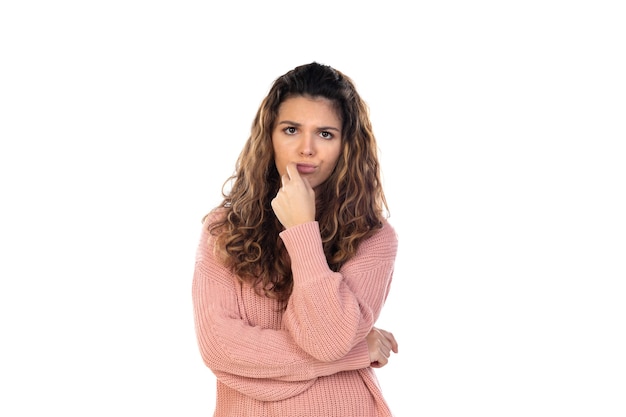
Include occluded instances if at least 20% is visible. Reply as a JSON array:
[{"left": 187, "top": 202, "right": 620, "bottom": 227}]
[{"left": 206, "top": 62, "right": 389, "bottom": 303}]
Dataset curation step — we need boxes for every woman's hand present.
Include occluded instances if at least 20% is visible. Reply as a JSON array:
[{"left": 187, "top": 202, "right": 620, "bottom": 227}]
[
  {"left": 366, "top": 327, "right": 398, "bottom": 368},
  {"left": 271, "top": 163, "right": 316, "bottom": 229}
]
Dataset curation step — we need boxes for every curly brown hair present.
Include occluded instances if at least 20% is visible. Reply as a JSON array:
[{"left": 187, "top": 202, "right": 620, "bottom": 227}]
[{"left": 205, "top": 62, "right": 389, "bottom": 302}]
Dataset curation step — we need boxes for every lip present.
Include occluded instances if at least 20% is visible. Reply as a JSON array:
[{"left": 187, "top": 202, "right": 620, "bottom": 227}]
[{"left": 296, "top": 163, "right": 317, "bottom": 174}]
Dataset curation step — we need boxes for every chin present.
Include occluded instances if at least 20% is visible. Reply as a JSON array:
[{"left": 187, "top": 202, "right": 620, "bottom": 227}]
[{"left": 311, "top": 180, "right": 326, "bottom": 191}]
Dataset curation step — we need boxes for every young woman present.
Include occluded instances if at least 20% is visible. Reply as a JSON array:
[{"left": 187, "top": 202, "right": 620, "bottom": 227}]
[{"left": 192, "top": 62, "right": 399, "bottom": 416}]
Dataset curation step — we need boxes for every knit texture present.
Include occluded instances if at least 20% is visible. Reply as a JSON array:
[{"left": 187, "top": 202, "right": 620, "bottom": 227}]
[{"left": 192, "top": 212, "right": 398, "bottom": 417}]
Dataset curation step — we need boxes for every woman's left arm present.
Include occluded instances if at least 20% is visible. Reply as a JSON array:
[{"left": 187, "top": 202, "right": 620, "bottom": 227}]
[{"left": 280, "top": 220, "right": 398, "bottom": 362}]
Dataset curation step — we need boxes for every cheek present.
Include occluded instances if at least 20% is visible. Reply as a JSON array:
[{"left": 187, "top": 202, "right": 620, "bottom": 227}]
[
  {"left": 329, "top": 145, "right": 342, "bottom": 169},
  {"left": 322, "top": 149, "right": 342, "bottom": 179}
]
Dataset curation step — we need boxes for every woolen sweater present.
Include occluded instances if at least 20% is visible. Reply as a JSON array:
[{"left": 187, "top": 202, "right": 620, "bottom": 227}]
[{"left": 192, "top": 212, "right": 398, "bottom": 417}]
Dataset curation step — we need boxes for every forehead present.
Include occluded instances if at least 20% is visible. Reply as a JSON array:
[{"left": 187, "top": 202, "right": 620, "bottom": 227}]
[{"left": 277, "top": 96, "right": 342, "bottom": 124}]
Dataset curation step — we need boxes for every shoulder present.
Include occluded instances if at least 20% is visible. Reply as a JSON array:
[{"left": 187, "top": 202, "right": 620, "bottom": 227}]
[
  {"left": 371, "top": 219, "right": 398, "bottom": 245},
  {"left": 202, "top": 206, "right": 227, "bottom": 228},
  {"left": 196, "top": 207, "right": 228, "bottom": 260},
  {"left": 340, "top": 219, "right": 398, "bottom": 273},
  {"left": 379, "top": 219, "right": 398, "bottom": 241},
  {"left": 356, "top": 219, "right": 398, "bottom": 259}
]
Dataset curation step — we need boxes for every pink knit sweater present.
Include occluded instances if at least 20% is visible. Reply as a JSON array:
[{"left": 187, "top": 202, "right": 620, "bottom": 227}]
[{"left": 192, "top": 212, "right": 398, "bottom": 417}]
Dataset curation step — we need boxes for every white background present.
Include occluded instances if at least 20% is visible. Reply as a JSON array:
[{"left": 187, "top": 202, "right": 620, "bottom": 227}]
[{"left": 1, "top": 1, "right": 625, "bottom": 416}]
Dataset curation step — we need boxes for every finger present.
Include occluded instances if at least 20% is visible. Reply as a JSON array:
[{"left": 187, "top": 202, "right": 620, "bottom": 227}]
[
  {"left": 284, "top": 163, "right": 293, "bottom": 180},
  {"left": 285, "top": 162, "right": 301, "bottom": 182},
  {"left": 381, "top": 341, "right": 391, "bottom": 357},
  {"left": 374, "top": 330, "right": 391, "bottom": 351},
  {"left": 387, "top": 332, "right": 399, "bottom": 354},
  {"left": 378, "top": 329, "right": 399, "bottom": 354}
]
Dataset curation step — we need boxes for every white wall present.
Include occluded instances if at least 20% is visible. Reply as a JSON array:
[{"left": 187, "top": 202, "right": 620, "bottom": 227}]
[{"left": 1, "top": 1, "right": 624, "bottom": 416}]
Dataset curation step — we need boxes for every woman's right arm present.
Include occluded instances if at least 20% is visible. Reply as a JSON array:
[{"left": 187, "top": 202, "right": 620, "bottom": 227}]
[
  {"left": 192, "top": 218, "right": 376, "bottom": 391},
  {"left": 192, "top": 248, "right": 371, "bottom": 382}
]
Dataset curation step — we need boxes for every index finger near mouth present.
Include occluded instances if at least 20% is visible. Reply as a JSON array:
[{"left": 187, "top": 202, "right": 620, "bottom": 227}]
[{"left": 285, "top": 162, "right": 300, "bottom": 180}]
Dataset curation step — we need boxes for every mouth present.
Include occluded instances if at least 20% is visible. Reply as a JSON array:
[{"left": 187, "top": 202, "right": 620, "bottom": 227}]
[{"left": 296, "top": 163, "right": 316, "bottom": 174}]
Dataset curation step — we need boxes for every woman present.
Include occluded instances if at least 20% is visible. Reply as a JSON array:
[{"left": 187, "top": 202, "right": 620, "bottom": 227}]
[{"left": 192, "top": 62, "right": 399, "bottom": 416}]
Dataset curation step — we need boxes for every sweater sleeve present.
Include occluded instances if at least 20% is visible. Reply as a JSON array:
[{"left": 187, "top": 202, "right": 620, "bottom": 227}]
[
  {"left": 279, "top": 220, "right": 398, "bottom": 362},
  {"left": 191, "top": 220, "right": 371, "bottom": 400}
]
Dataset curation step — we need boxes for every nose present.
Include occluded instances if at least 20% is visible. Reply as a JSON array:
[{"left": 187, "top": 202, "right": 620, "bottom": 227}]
[{"left": 299, "top": 133, "right": 314, "bottom": 156}]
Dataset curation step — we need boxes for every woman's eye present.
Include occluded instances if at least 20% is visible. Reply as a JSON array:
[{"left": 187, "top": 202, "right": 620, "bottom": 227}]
[
  {"left": 320, "top": 131, "right": 333, "bottom": 139},
  {"left": 284, "top": 127, "right": 297, "bottom": 135}
]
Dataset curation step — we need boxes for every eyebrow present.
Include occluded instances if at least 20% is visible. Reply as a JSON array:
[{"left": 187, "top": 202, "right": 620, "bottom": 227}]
[{"left": 277, "top": 120, "right": 341, "bottom": 132}]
